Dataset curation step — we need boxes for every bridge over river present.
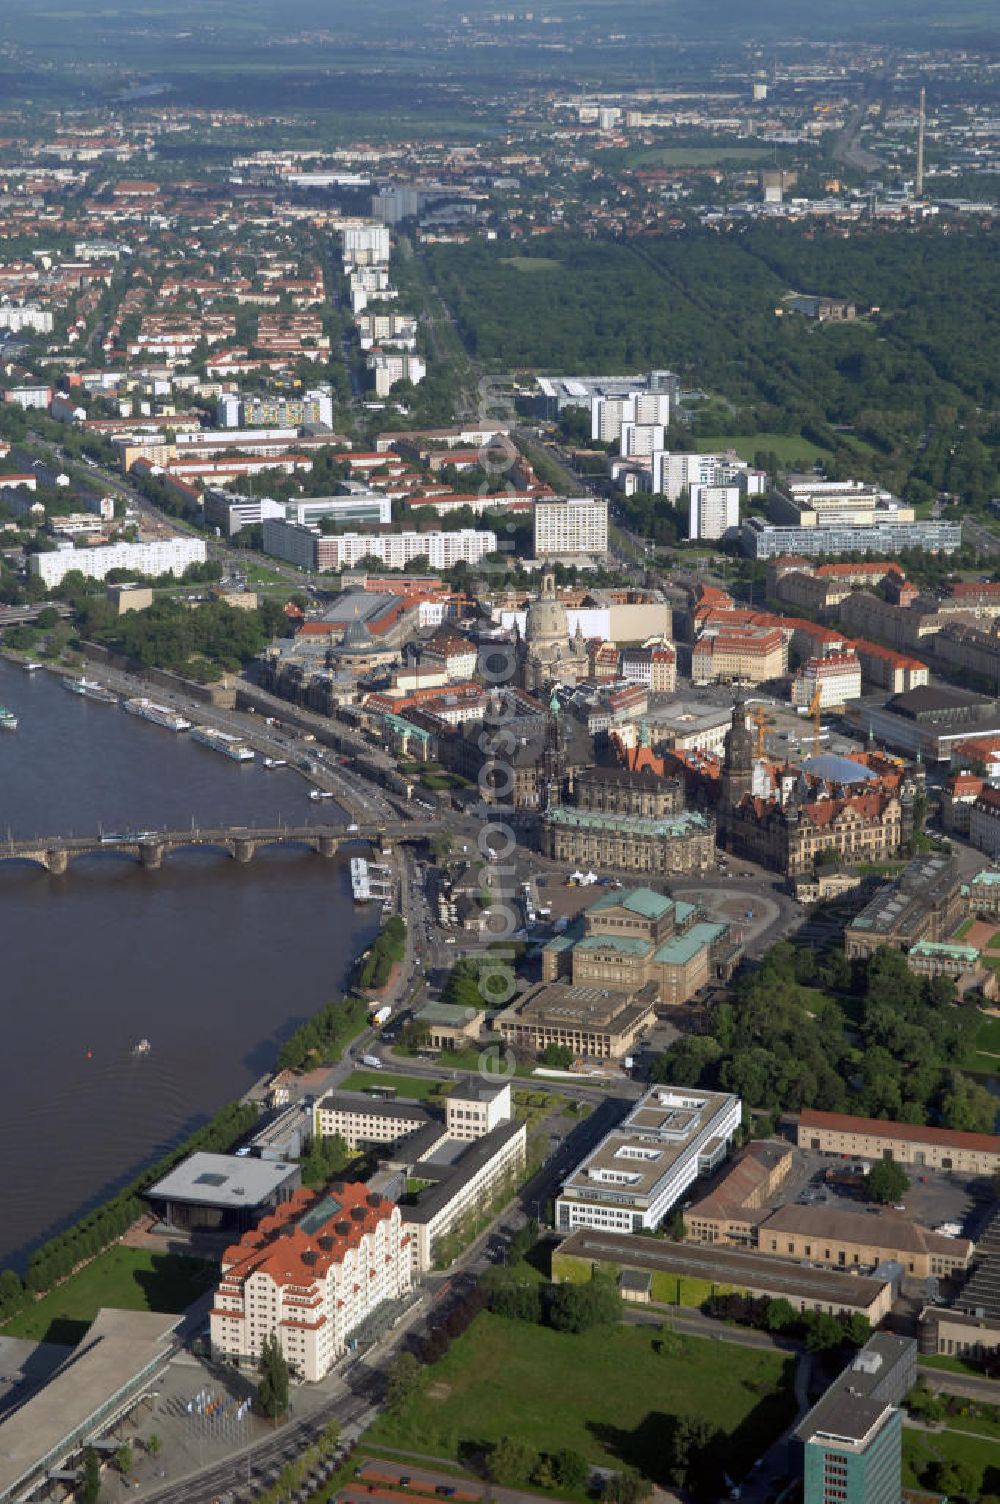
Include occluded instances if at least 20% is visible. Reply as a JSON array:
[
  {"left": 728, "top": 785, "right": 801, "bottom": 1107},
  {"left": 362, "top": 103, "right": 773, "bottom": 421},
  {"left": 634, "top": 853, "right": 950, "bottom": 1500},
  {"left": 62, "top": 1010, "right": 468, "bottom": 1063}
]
[{"left": 0, "top": 820, "right": 435, "bottom": 874}]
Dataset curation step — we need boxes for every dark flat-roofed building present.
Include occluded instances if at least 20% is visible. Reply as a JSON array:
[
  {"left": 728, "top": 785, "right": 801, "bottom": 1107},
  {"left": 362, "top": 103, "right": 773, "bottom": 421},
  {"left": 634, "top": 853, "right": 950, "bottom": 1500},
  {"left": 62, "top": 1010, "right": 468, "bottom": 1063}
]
[
  {"left": 796, "top": 1333, "right": 916, "bottom": 1504},
  {"left": 551, "top": 1228, "right": 894, "bottom": 1323},
  {"left": 145, "top": 1151, "right": 301, "bottom": 1234}
]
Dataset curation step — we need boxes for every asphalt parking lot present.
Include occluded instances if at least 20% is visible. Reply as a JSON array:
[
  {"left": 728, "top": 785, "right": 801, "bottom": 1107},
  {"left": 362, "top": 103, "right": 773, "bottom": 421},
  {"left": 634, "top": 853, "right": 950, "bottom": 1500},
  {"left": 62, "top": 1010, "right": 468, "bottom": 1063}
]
[{"left": 785, "top": 1147, "right": 994, "bottom": 1238}]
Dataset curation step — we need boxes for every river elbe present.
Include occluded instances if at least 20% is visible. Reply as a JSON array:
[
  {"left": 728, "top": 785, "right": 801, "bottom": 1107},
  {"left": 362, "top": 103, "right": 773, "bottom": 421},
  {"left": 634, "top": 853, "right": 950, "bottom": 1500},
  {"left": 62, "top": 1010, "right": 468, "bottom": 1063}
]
[{"left": 0, "top": 659, "right": 379, "bottom": 1268}]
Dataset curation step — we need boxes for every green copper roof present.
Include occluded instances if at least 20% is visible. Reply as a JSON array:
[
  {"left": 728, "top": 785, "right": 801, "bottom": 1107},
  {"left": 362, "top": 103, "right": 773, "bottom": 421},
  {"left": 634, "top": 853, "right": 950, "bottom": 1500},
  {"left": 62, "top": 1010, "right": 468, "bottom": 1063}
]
[
  {"left": 589, "top": 886, "right": 674, "bottom": 918},
  {"left": 653, "top": 922, "right": 728, "bottom": 967},
  {"left": 909, "top": 940, "right": 980, "bottom": 963},
  {"left": 970, "top": 870, "right": 1000, "bottom": 886},
  {"left": 575, "top": 934, "right": 652, "bottom": 955}
]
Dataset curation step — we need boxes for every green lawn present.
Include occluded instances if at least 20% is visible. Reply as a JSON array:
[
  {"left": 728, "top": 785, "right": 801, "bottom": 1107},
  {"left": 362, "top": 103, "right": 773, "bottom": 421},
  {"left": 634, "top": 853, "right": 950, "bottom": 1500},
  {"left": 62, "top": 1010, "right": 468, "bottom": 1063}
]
[
  {"left": 919, "top": 1354, "right": 986, "bottom": 1377},
  {"left": 903, "top": 1424, "right": 1000, "bottom": 1493},
  {"left": 3, "top": 1248, "right": 216, "bottom": 1346},
  {"left": 954, "top": 916, "right": 975, "bottom": 939},
  {"left": 340, "top": 1070, "right": 450, "bottom": 1102},
  {"left": 695, "top": 430, "right": 831, "bottom": 463},
  {"left": 500, "top": 256, "right": 563, "bottom": 272},
  {"left": 625, "top": 146, "right": 778, "bottom": 168},
  {"left": 366, "top": 1312, "right": 796, "bottom": 1483}
]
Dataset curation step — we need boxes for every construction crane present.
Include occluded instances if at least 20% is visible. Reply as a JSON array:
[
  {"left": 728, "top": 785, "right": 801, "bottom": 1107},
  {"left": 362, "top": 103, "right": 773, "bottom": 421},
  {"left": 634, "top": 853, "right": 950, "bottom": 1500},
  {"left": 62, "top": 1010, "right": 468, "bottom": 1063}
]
[
  {"left": 754, "top": 705, "right": 767, "bottom": 759},
  {"left": 809, "top": 684, "right": 823, "bottom": 756}
]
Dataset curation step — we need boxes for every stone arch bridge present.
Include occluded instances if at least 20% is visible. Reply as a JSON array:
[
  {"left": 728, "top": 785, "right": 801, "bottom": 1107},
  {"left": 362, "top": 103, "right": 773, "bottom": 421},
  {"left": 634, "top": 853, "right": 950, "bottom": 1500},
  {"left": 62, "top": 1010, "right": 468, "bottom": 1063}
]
[{"left": 0, "top": 822, "right": 433, "bottom": 875}]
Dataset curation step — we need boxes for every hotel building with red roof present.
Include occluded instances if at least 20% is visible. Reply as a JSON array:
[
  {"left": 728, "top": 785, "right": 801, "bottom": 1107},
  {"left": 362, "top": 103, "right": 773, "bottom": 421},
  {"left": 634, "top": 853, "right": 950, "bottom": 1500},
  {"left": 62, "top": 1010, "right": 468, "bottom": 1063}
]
[{"left": 209, "top": 1182, "right": 411, "bottom": 1382}]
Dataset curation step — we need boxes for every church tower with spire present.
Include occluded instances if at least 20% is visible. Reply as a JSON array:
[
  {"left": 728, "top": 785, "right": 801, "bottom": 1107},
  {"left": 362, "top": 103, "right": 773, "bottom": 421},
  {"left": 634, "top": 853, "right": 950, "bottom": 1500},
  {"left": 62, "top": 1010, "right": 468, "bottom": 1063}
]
[{"left": 541, "top": 691, "right": 567, "bottom": 810}]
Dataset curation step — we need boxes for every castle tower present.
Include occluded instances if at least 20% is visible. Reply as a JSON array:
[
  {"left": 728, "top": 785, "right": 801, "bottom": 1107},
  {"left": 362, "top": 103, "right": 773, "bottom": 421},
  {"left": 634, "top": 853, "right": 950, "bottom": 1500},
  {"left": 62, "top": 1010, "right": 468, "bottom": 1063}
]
[{"left": 720, "top": 689, "right": 754, "bottom": 814}]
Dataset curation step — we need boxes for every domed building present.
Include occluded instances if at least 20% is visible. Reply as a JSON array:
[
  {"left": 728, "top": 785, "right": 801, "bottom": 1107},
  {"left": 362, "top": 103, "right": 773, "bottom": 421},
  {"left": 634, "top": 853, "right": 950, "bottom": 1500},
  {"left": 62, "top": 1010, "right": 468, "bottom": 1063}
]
[
  {"left": 325, "top": 611, "right": 397, "bottom": 676},
  {"left": 516, "top": 567, "right": 590, "bottom": 692}
]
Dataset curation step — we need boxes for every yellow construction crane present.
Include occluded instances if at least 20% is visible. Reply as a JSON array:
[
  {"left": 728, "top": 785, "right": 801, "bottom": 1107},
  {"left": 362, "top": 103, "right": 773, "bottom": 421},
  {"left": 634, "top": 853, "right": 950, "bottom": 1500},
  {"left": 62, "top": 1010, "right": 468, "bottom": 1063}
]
[
  {"left": 754, "top": 705, "right": 767, "bottom": 759},
  {"left": 809, "top": 684, "right": 822, "bottom": 756}
]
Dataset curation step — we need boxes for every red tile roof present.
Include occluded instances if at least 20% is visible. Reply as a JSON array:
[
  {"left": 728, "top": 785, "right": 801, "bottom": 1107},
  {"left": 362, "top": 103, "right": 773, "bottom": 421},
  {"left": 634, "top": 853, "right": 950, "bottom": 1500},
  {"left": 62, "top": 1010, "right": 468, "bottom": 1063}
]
[{"left": 799, "top": 1107, "right": 1000, "bottom": 1155}]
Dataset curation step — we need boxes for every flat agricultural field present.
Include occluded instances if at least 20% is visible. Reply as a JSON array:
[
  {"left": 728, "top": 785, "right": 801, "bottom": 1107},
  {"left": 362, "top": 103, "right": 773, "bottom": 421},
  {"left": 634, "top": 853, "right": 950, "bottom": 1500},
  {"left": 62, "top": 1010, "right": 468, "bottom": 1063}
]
[
  {"left": 366, "top": 1312, "right": 796, "bottom": 1482},
  {"left": 2, "top": 1248, "right": 215, "bottom": 1346}
]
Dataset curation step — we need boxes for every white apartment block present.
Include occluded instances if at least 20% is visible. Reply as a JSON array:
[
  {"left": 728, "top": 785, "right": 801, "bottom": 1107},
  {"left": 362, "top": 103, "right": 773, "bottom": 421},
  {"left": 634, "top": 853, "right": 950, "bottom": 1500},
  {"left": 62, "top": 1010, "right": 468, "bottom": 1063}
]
[
  {"left": 620, "top": 422, "right": 665, "bottom": 459},
  {"left": 262, "top": 521, "right": 496, "bottom": 573},
  {"left": 355, "top": 312, "right": 418, "bottom": 351},
  {"left": 209, "top": 1185, "right": 411, "bottom": 1382},
  {"left": 30, "top": 536, "right": 206, "bottom": 588},
  {"left": 0, "top": 304, "right": 54, "bottom": 334},
  {"left": 534, "top": 498, "right": 609, "bottom": 558},
  {"left": 652, "top": 450, "right": 748, "bottom": 503},
  {"left": 555, "top": 1085, "right": 741, "bottom": 1235},
  {"left": 792, "top": 651, "right": 863, "bottom": 710},
  {"left": 368, "top": 351, "right": 426, "bottom": 397},
  {"left": 341, "top": 223, "right": 392, "bottom": 265},
  {"left": 688, "top": 483, "right": 741, "bottom": 541},
  {"left": 591, "top": 391, "right": 670, "bottom": 444}
]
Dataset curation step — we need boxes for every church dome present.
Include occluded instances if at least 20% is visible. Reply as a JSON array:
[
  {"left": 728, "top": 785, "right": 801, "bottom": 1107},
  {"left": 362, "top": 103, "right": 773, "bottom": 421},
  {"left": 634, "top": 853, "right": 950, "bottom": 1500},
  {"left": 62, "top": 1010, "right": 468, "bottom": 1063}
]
[{"left": 525, "top": 569, "right": 569, "bottom": 646}]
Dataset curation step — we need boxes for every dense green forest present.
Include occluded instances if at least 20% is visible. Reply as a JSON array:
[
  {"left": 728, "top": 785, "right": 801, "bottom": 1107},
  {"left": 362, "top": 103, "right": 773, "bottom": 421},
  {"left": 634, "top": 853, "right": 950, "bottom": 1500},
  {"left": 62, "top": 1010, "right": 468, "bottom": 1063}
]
[
  {"left": 426, "top": 226, "right": 1000, "bottom": 507},
  {"left": 74, "top": 596, "right": 290, "bottom": 681},
  {"left": 651, "top": 943, "right": 996, "bottom": 1134}
]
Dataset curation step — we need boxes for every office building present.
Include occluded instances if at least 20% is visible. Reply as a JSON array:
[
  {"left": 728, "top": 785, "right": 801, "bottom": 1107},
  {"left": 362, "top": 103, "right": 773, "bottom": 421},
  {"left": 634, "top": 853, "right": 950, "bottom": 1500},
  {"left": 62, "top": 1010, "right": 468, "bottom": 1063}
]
[
  {"left": 797, "top": 1335, "right": 916, "bottom": 1504},
  {"left": 740, "top": 515, "right": 961, "bottom": 559},
  {"left": 30, "top": 536, "right": 206, "bottom": 588},
  {"left": 688, "top": 483, "right": 740, "bottom": 541},
  {"left": 791, "top": 651, "right": 862, "bottom": 710},
  {"left": 692, "top": 625, "right": 786, "bottom": 684},
  {"left": 554, "top": 1083, "right": 741, "bottom": 1234},
  {"left": 534, "top": 498, "right": 609, "bottom": 558},
  {"left": 396, "top": 1119, "right": 527, "bottom": 1274},
  {"left": 313, "top": 1092, "right": 431, "bottom": 1153},
  {"left": 209, "top": 1182, "right": 411, "bottom": 1382},
  {"left": 770, "top": 479, "right": 909, "bottom": 528}
]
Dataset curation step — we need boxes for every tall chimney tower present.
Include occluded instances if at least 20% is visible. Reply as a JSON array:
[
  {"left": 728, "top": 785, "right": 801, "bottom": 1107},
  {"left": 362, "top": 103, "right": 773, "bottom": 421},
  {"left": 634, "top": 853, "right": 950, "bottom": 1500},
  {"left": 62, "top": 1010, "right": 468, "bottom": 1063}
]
[{"left": 915, "top": 86, "right": 926, "bottom": 199}]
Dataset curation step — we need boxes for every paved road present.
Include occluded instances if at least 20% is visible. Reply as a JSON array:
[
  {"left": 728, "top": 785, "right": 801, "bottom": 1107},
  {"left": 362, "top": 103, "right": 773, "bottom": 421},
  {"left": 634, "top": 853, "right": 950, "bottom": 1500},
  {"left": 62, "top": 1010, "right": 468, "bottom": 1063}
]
[{"left": 917, "top": 1363, "right": 1000, "bottom": 1404}]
